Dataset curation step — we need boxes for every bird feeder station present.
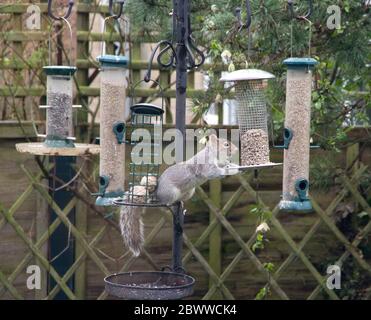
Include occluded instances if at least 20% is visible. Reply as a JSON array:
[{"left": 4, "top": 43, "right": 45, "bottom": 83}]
[
  {"left": 279, "top": 58, "right": 318, "bottom": 212},
  {"left": 220, "top": 69, "right": 281, "bottom": 169}
]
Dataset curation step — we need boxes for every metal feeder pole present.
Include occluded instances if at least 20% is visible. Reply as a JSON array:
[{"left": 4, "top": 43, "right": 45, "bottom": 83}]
[
  {"left": 173, "top": 0, "right": 188, "bottom": 274},
  {"left": 172, "top": 202, "right": 184, "bottom": 273},
  {"left": 47, "top": 0, "right": 76, "bottom": 299}
]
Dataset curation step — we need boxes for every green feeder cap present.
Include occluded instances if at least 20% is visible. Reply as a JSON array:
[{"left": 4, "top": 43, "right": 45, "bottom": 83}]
[
  {"left": 97, "top": 55, "right": 129, "bottom": 68},
  {"left": 43, "top": 66, "right": 77, "bottom": 76},
  {"left": 283, "top": 57, "right": 318, "bottom": 70}
]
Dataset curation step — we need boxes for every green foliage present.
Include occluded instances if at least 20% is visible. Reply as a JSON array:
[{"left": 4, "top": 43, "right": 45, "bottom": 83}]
[
  {"left": 255, "top": 263, "right": 275, "bottom": 299},
  {"left": 125, "top": 0, "right": 371, "bottom": 149},
  {"left": 309, "top": 153, "right": 338, "bottom": 191},
  {"left": 255, "top": 286, "right": 269, "bottom": 300}
]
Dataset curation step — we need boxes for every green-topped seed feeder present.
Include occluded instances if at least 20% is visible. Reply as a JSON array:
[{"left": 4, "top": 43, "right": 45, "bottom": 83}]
[
  {"left": 279, "top": 58, "right": 318, "bottom": 212},
  {"left": 41, "top": 66, "right": 77, "bottom": 148},
  {"left": 95, "top": 54, "right": 129, "bottom": 206}
]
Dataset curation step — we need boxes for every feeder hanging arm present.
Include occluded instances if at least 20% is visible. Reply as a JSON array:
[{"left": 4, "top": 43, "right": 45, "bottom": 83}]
[
  {"left": 108, "top": 0, "right": 125, "bottom": 20},
  {"left": 48, "top": 0, "right": 74, "bottom": 21},
  {"left": 235, "top": 0, "right": 252, "bottom": 31},
  {"left": 288, "top": 0, "right": 313, "bottom": 20}
]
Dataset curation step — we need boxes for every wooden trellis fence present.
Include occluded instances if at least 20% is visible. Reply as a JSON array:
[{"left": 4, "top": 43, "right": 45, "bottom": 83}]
[
  {"left": 0, "top": 143, "right": 370, "bottom": 300},
  {"left": 0, "top": 1, "right": 370, "bottom": 300}
]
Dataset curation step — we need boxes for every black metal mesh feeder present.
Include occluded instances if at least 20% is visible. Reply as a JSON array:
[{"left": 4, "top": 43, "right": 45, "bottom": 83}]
[{"left": 104, "top": 271, "right": 195, "bottom": 300}]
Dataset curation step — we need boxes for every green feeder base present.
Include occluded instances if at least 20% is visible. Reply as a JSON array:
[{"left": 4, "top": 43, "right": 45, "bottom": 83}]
[
  {"left": 44, "top": 138, "right": 75, "bottom": 148},
  {"left": 279, "top": 199, "right": 313, "bottom": 213},
  {"left": 95, "top": 191, "right": 124, "bottom": 207}
]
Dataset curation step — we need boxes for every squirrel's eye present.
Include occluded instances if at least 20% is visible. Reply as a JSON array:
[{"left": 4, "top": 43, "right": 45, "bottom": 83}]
[{"left": 224, "top": 142, "right": 229, "bottom": 147}]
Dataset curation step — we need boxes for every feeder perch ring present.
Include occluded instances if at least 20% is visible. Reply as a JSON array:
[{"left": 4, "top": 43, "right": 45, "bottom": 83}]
[
  {"left": 233, "top": 163, "right": 282, "bottom": 171},
  {"left": 113, "top": 198, "right": 170, "bottom": 208}
]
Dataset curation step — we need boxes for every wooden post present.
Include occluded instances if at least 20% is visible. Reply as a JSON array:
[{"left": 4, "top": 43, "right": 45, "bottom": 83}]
[
  {"left": 208, "top": 74, "right": 223, "bottom": 299},
  {"left": 73, "top": 0, "right": 91, "bottom": 299},
  {"left": 74, "top": 158, "right": 88, "bottom": 299},
  {"left": 346, "top": 143, "right": 359, "bottom": 174},
  {"left": 75, "top": 0, "right": 90, "bottom": 141},
  {"left": 346, "top": 141, "right": 360, "bottom": 210},
  {"left": 131, "top": 43, "right": 141, "bottom": 84},
  {"left": 35, "top": 174, "right": 49, "bottom": 299}
]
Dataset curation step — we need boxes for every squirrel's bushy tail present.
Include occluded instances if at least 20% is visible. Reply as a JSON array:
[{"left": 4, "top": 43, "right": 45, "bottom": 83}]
[{"left": 119, "top": 206, "right": 144, "bottom": 257}]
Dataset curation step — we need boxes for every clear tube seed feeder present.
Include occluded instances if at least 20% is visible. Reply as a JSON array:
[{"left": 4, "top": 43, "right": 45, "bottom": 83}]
[
  {"left": 15, "top": 0, "right": 99, "bottom": 157},
  {"left": 220, "top": 69, "right": 281, "bottom": 169},
  {"left": 279, "top": 57, "right": 318, "bottom": 212},
  {"left": 95, "top": 54, "right": 129, "bottom": 206},
  {"left": 42, "top": 66, "right": 77, "bottom": 148}
]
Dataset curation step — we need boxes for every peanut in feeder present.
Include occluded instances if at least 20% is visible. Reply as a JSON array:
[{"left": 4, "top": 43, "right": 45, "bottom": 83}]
[
  {"left": 279, "top": 57, "right": 318, "bottom": 212},
  {"left": 220, "top": 69, "right": 280, "bottom": 169}
]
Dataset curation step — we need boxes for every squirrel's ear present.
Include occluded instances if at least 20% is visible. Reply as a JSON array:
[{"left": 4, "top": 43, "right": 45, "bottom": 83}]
[{"left": 208, "top": 134, "right": 218, "bottom": 145}]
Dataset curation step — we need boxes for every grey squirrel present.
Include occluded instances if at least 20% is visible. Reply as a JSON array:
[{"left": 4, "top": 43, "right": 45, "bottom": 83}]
[
  {"left": 156, "top": 134, "right": 239, "bottom": 205},
  {"left": 120, "top": 134, "right": 239, "bottom": 256}
]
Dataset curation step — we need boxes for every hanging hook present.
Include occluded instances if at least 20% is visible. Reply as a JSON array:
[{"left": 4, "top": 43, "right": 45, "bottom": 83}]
[
  {"left": 109, "top": 0, "right": 125, "bottom": 20},
  {"left": 288, "top": 0, "right": 313, "bottom": 20},
  {"left": 235, "top": 0, "right": 252, "bottom": 31},
  {"left": 47, "top": 0, "right": 74, "bottom": 21}
]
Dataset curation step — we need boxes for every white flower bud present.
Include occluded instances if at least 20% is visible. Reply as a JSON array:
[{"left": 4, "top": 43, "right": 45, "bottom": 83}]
[{"left": 256, "top": 222, "right": 270, "bottom": 233}]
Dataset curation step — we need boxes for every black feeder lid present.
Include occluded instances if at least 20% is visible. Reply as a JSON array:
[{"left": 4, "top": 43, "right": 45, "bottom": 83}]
[{"left": 131, "top": 103, "right": 164, "bottom": 116}]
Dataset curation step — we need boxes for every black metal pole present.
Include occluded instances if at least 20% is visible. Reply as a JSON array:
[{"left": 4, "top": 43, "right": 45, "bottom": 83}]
[
  {"left": 47, "top": 0, "right": 76, "bottom": 299},
  {"left": 172, "top": 202, "right": 184, "bottom": 273},
  {"left": 175, "top": 0, "right": 187, "bottom": 164},
  {"left": 172, "top": 0, "right": 188, "bottom": 273}
]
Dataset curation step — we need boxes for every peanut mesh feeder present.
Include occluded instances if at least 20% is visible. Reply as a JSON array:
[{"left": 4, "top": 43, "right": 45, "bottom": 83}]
[
  {"left": 220, "top": 69, "right": 281, "bottom": 169},
  {"left": 279, "top": 57, "right": 318, "bottom": 212},
  {"left": 95, "top": 54, "right": 129, "bottom": 206}
]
